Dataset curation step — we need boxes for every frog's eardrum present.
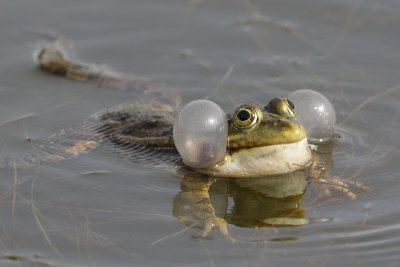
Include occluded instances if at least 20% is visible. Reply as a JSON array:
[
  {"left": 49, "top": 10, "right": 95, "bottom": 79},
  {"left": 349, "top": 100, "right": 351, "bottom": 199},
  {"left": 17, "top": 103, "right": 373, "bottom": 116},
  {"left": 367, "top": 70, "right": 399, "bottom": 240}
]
[
  {"left": 173, "top": 100, "right": 228, "bottom": 168},
  {"left": 288, "top": 89, "right": 336, "bottom": 143}
]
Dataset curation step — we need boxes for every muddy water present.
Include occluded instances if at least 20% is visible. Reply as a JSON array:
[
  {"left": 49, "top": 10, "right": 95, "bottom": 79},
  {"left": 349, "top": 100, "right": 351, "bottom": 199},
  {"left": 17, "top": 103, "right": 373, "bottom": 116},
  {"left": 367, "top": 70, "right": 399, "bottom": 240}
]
[{"left": 0, "top": 0, "right": 399, "bottom": 266}]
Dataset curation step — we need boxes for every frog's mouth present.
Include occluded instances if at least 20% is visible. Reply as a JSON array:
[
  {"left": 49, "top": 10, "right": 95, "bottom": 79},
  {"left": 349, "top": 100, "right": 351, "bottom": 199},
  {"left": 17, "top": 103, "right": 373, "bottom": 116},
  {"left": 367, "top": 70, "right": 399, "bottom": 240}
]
[{"left": 197, "top": 137, "right": 312, "bottom": 178}]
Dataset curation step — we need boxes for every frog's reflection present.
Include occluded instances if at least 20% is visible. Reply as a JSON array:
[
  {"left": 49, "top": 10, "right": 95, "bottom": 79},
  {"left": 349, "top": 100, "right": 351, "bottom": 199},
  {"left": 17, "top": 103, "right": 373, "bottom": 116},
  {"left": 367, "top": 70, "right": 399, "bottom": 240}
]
[
  {"left": 226, "top": 173, "right": 308, "bottom": 227},
  {"left": 172, "top": 143, "right": 335, "bottom": 237},
  {"left": 173, "top": 172, "right": 309, "bottom": 237}
]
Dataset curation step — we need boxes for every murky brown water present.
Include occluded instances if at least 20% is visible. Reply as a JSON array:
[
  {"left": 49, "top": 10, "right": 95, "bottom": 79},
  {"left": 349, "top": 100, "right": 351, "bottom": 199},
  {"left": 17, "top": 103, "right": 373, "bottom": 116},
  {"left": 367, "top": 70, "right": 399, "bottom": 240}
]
[{"left": 0, "top": 0, "right": 399, "bottom": 266}]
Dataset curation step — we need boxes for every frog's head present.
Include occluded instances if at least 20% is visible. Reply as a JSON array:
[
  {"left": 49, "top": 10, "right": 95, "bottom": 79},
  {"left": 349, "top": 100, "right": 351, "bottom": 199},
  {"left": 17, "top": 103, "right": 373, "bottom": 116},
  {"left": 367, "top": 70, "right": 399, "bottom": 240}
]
[
  {"left": 174, "top": 98, "right": 312, "bottom": 177},
  {"left": 228, "top": 98, "right": 305, "bottom": 149}
]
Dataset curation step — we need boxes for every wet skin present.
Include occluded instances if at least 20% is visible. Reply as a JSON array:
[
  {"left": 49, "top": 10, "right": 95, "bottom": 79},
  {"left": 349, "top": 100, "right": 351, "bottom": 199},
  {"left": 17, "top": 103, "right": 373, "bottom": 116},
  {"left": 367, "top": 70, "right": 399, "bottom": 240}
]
[
  {"left": 37, "top": 44, "right": 312, "bottom": 178},
  {"left": 199, "top": 100, "right": 312, "bottom": 177},
  {"left": 30, "top": 38, "right": 368, "bottom": 240}
]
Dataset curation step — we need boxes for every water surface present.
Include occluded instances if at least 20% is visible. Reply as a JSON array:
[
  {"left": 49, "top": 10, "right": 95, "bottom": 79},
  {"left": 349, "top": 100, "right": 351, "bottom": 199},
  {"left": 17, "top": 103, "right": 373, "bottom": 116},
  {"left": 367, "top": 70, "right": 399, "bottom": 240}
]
[{"left": 0, "top": 0, "right": 399, "bottom": 266}]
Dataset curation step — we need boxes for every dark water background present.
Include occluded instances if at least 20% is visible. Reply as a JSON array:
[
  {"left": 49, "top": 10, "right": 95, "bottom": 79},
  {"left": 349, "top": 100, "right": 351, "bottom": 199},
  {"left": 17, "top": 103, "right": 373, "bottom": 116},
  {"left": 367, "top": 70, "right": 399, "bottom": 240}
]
[{"left": 0, "top": 0, "right": 400, "bottom": 266}]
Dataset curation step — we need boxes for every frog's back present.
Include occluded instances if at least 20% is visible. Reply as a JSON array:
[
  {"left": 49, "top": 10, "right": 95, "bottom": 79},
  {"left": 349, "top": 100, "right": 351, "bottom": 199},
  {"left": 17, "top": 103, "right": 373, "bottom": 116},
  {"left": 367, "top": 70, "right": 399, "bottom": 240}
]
[
  {"left": 0, "top": 100, "right": 180, "bottom": 169},
  {"left": 92, "top": 99, "right": 181, "bottom": 166},
  {"left": 0, "top": 37, "right": 184, "bottom": 169}
]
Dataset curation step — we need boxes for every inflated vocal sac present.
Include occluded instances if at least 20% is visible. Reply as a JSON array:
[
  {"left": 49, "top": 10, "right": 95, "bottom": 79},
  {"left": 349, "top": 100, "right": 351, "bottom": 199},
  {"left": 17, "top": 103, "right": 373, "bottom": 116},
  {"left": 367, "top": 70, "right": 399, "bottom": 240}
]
[{"left": 173, "top": 100, "right": 228, "bottom": 168}]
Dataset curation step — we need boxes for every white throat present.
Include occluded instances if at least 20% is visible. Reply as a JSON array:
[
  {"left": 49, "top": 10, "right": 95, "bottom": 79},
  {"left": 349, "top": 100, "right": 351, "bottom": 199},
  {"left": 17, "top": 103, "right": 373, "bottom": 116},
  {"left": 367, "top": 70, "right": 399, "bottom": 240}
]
[{"left": 199, "top": 138, "right": 312, "bottom": 178}]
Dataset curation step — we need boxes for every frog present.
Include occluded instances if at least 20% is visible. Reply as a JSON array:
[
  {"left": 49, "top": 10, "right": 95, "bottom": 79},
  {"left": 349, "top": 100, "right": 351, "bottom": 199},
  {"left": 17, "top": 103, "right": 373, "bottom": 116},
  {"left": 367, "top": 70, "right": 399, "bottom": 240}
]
[
  {"left": 5, "top": 33, "right": 368, "bottom": 240},
  {"left": 34, "top": 42, "right": 312, "bottom": 178}
]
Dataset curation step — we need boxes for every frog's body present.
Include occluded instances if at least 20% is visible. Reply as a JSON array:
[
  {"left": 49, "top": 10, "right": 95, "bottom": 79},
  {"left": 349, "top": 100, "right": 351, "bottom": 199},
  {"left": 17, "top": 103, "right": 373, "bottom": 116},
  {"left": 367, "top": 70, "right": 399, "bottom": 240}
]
[
  {"left": 17, "top": 38, "right": 366, "bottom": 240},
  {"left": 34, "top": 43, "right": 312, "bottom": 177}
]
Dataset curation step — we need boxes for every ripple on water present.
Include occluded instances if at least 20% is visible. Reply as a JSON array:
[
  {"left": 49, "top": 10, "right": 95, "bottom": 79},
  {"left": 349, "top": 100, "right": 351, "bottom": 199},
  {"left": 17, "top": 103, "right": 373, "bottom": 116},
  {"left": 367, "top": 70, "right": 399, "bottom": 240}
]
[
  {"left": 268, "top": 222, "right": 400, "bottom": 264},
  {"left": 333, "top": 125, "right": 391, "bottom": 170}
]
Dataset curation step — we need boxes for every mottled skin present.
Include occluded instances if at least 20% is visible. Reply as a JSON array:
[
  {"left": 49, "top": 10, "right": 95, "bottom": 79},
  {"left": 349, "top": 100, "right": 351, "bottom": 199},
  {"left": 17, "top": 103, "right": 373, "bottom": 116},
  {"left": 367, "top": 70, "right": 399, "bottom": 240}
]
[
  {"left": 23, "top": 39, "right": 368, "bottom": 239},
  {"left": 36, "top": 42, "right": 312, "bottom": 177}
]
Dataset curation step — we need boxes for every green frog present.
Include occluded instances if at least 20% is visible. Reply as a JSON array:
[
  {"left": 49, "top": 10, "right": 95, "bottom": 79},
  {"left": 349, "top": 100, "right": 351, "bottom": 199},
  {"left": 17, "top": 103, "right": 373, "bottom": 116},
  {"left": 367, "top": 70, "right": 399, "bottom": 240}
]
[
  {"left": 14, "top": 35, "right": 366, "bottom": 240},
  {"left": 36, "top": 43, "right": 312, "bottom": 178}
]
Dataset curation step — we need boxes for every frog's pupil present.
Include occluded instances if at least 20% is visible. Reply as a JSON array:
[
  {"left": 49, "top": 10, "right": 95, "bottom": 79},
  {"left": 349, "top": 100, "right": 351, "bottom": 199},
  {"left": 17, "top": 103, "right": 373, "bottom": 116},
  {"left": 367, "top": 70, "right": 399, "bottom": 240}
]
[
  {"left": 238, "top": 110, "right": 251, "bottom": 121},
  {"left": 287, "top": 99, "right": 294, "bottom": 110}
]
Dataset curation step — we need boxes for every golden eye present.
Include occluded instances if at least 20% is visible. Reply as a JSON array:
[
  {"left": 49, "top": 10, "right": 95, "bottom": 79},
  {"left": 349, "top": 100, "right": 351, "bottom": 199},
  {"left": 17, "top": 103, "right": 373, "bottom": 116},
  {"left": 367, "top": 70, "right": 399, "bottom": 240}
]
[
  {"left": 286, "top": 98, "right": 294, "bottom": 110},
  {"left": 233, "top": 105, "right": 261, "bottom": 129},
  {"left": 265, "top": 98, "right": 295, "bottom": 117},
  {"left": 281, "top": 98, "right": 295, "bottom": 117}
]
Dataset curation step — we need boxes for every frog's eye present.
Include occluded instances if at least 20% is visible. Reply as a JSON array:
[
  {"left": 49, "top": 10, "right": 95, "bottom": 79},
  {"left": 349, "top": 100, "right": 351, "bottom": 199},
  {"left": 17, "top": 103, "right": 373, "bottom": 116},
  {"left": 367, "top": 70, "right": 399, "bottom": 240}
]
[
  {"left": 233, "top": 105, "right": 261, "bottom": 129},
  {"left": 286, "top": 99, "right": 294, "bottom": 110},
  {"left": 281, "top": 98, "right": 295, "bottom": 116},
  {"left": 265, "top": 98, "right": 295, "bottom": 117}
]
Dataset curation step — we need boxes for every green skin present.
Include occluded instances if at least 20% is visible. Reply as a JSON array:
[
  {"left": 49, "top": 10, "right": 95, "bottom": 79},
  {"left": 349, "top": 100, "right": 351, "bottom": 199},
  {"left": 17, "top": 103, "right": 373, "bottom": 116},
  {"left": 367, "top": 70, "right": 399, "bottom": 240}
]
[
  {"left": 31, "top": 40, "right": 366, "bottom": 240},
  {"left": 36, "top": 43, "right": 309, "bottom": 176},
  {"left": 194, "top": 101, "right": 312, "bottom": 177},
  {"left": 227, "top": 101, "right": 306, "bottom": 149}
]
